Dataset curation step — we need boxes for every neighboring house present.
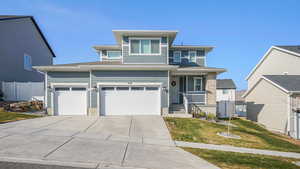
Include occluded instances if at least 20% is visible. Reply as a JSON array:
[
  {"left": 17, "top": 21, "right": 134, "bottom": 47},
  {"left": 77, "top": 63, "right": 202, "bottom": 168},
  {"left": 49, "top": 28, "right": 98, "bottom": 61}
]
[
  {"left": 216, "top": 79, "right": 236, "bottom": 118},
  {"left": 34, "top": 30, "right": 226, "bottom": 116},
  {"left": 216, "top": 79, "right": 236, "bottom": 102},
  {"left": 0, "top": 15, "right": 55, "bottom": 85},
  {"left": 244, "top": 45, "right": 300, "bottom": 138},
  {"left": 235, "top": 90, "right": 247, "bottom": 117}
]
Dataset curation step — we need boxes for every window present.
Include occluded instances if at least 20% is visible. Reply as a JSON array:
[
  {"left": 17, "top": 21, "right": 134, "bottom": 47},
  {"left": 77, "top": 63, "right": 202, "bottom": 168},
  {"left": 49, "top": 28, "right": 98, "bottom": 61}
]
[
  {"left": 189, "top": 51, "right": 197, "bottom": 62},
  {"left": 55, "top": 87, "right": 70, "bottom": 91},
  {"left": 131, "top": 87, "right": 144, "bottom": 90},
  {"left": 116, "top": 87, "right": 129, "bottom": 90},
  {"left": 223, "top": 89, "right": 229, "bottom": 94},
  {"left": 24, "top": 54, "right": 32, "bottom": 71},
  {"left": 71, "top": 87, "right": 86, "bottom": 91},
  {"left": 146, "top": 87, "right": 159, "bottom": 90},
  {"left": 193, "top": 77, "right": 203, "bottom": 91},
  {"left": 101, "top": 87, "right": 115, "bottom": 91},
  {"left": 107, "top": 51, "right": 121, "bottom": 59},
  {"left": 130, "top": 39, "right": 160, "bottom": 55},
  {"left": 173, "top": 51, "right": 181, "bottom": 63}
]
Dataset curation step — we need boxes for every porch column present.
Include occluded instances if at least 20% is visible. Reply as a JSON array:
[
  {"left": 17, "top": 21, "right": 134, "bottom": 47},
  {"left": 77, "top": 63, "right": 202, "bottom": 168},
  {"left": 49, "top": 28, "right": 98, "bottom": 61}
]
[{"left": 205, "top": 73, "right": 217, "bottom": 105}]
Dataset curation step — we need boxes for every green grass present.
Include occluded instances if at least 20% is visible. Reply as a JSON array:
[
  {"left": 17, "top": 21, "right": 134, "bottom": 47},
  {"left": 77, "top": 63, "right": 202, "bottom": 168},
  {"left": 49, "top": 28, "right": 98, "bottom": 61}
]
[
  {"left": 0, "top": 111, "right": 42, "bottom": 124},
  {"left": 183, "top": 148, "right": 300, "bottom": 169},
  {"left": 164, "top": 117, "right": 300, "bottom": 153}
]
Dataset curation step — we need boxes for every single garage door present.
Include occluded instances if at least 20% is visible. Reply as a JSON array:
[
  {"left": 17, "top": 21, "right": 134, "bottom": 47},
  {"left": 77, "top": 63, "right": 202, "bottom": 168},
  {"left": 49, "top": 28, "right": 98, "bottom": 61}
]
[
  {"left": 100, "top": 86, "right": 161, "bottom": 116},
  {"left": 54, "top": 87, "right": 87, "bottom": 115}
]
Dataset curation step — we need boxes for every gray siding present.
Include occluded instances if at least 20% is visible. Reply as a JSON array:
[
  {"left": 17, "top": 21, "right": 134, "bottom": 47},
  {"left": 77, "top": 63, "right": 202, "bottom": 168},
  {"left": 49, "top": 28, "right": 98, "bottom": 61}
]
[
  {"left": 122, "top": 36, "right": 168, "bottom": 64},
  {"left": 0, "top": 18, "right": 53, "bottom": 83}
]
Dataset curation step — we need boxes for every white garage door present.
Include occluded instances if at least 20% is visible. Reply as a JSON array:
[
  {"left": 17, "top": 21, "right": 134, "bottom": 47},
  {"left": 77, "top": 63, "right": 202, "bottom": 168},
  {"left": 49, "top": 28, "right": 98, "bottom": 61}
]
[
  {"left": 54, "top": 87, "right": 87, "bottom": 115},
  {"left": 100, "top": 86, "right": 161, "bottom": 116}
]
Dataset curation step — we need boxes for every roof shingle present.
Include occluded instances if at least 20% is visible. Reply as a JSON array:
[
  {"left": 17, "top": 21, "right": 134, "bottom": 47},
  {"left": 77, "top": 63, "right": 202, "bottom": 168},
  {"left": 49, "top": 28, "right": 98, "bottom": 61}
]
[
  {"left": 217, "top": 79, "right": 236, "bottom": 89},
  {"left": 275, "top": 46, "right": 300, "bottom": 55}
]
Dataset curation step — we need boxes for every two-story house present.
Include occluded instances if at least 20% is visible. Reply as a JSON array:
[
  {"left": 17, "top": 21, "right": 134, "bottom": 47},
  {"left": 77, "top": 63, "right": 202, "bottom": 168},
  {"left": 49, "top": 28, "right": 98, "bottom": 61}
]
[
  {"left": 0, "top": 15, "right": 55, "bottom": 86},
  {"left": 34, "top": 30, "right": 226, "bottom": 116}
]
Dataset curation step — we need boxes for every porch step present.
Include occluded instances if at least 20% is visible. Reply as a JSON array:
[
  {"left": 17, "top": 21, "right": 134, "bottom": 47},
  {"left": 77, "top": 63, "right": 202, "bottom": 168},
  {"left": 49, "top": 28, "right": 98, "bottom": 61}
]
[{"left": 170, "top": 104, "right": 185, "bottom": 111}]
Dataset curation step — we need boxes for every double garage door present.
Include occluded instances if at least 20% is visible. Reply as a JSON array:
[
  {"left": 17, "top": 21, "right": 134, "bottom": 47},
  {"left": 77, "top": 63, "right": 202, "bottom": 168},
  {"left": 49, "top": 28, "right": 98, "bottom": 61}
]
[
  {"left": 100, "top": 86, "right": 161, "bottom": 116},
  {"left": 53, "top": 85, "right": 161, "bottom": 116}
]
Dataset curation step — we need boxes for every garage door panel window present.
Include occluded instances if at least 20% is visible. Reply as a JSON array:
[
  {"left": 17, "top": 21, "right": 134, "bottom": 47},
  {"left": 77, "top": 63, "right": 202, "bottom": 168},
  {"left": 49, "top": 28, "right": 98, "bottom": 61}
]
[
  {"left": 101, "top": 87, "right": 115, "bottom": 91},
  {"left": 72, "top": 87, "right": 86, "bottom": 91},
  {"left": 116, "top": 87, "right": 129, "bottom": 90},
  {"left": 146, "top": 87, "right": 159, "bottom": 90},
  {"left": 131, "top": 87, "right": 144, "bottom": 91},
  {"left": 55, "top": 87, "right": 70, "bottom": 91}
]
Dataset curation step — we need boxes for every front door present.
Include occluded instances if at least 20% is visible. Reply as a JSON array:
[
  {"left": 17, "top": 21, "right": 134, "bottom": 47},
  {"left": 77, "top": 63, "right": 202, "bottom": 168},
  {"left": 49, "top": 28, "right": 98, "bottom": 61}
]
[{"left": 171, "top": 76, "right": 179, "bottom": 104}]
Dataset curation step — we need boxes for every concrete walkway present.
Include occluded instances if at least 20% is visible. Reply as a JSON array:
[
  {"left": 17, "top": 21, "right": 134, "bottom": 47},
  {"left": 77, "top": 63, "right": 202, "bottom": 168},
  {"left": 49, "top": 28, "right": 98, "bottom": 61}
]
[{"left": 176, "top": 141, "right": 300, "bottom": 159}]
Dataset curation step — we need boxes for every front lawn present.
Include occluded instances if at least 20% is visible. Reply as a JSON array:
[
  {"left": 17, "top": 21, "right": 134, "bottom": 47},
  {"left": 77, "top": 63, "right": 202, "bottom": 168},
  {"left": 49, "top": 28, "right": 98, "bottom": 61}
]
[
  {"left": 164, "top": 117, "right": 300, "bottom": 153},
  {"left": 183, "top": 148, "right": 300, "bottom": 169},
  {"left": 0, "top": 110, "right": 42, "bottom": 123}
]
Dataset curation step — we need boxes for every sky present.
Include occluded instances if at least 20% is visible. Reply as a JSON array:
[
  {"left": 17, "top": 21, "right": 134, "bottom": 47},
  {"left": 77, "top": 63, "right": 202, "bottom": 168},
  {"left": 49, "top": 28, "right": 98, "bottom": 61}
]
[{"left": 1, "top": 0, "right": 300, "bottom": 90}]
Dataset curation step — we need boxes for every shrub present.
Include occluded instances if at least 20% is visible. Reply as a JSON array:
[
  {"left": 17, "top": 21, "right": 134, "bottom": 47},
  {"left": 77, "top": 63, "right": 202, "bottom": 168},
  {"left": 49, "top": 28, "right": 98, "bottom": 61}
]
[
  {"left": 193, "top": 111, "right": 206, "bottom": 118},
  {"left": 206, "top": 113, "right": 216, "bottom": 121}
]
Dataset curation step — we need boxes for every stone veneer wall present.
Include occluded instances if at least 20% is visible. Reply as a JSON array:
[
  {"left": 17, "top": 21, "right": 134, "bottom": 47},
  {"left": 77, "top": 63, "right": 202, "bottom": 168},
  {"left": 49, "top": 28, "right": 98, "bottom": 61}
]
[{"left": 205, "top": 73, "right": 217, "bottom": 106}]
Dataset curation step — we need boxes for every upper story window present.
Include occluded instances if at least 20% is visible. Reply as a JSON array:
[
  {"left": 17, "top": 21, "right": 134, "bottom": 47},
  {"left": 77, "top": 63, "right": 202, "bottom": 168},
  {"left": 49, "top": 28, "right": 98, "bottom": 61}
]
[
  {"left": 189, "top": 51, "right": 197, "bottom": 62},
  {"left": 173, "top": 51, "right": 181, "bottom": 63},
  {"left": 24, "top": 54, "right": 32, "bottom": 71},
  {"left": 129, "top": 39, "right": 160, "bottom": 55},
  {"left": 194, "top": 77, "right": 203, "bottom": 91},
  {"left": 107, "top": 51, "right": 121, "bottom": 59}
]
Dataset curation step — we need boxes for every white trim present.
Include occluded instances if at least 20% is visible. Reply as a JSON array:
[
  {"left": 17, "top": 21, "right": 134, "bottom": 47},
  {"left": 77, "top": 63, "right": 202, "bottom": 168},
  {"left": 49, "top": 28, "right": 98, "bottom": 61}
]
[
  {"left": 173, "top": 51, "right": 181, "bottom": 63},
  {"left": 50, "top": 83, "right": 88, "bottom": 88},
  {"left": 45, "top": 72, "right": 48, "bottom": 107},
  {"left": 107, "top": 50, "right": 122, "bottom": 60},
  {"left": 96, "top": 82, "right": 162, "bottom": 86},
  {"left": 287, "top": 95, "right": 291, "bottom": 133},
  {"left": 122, "top": 62, "right": 166, "bottom": 65},
  {"left": 128, "top": 37, "right": 161, "bottom": 56},
  {"left": 89, "top": 70, "right": 92, "bottom": 108},
  {"left": 168, "top": 71, "right": 170, "bottom": 107},
  {"left": 167, "top": 36, "right": 169, "bottom": 65},
  {"left": 246, "top": 46, "right": 300, "bottom": 80},
  {"left": 193, "top": 77, "right": 203, "bottom": 91}
]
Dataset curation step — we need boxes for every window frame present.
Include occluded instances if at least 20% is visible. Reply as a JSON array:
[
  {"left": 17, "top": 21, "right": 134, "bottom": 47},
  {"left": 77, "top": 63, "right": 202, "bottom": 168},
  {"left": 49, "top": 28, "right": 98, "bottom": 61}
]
[
  {"left": 24, "top": 54, "right": 32, "bottom": 71},
  {"left": 173, "top": 51, "right": 181, "bottom": 63},
  {"left": 222, "top": 89, "right": 229, "bottom": 94},
  {"left": 189, "top": 51, "right": 197, "bottom": 62},
  {"left": 129, "top": 38, "right": 161, "bottom": 55},
  {"left": 193, "top": 77, "right": 203, "bottom": 91},
  {"left": 107, "top": 50, "right": 122, "bottom": 59}
]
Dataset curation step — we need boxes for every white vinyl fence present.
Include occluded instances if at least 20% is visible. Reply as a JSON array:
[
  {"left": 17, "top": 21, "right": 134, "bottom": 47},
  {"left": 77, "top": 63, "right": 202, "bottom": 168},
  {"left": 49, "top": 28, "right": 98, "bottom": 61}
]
[{"left": 2, "top": 82, "right": 44, "bottom": 101}]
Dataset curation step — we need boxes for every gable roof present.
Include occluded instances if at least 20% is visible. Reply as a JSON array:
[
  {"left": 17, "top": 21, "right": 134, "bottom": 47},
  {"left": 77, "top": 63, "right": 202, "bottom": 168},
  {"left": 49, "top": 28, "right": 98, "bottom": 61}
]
[
  {"left": 216, "top": 79, "right": 236, "bottom": 89},
  {"left": 0, "top": 15, "right": 56, "bottom": 57},
  {"left": 245, "top": 46, "right": 300, "bottom": 80},
  {"left": 263, "top": 75, "right": 300, "bottom": 92},
  {"left": 275, "top": 46, "right": 300, "bottom": 55},
  {"left": 243, "top": 75, "right": 300, "bottom": 98}
]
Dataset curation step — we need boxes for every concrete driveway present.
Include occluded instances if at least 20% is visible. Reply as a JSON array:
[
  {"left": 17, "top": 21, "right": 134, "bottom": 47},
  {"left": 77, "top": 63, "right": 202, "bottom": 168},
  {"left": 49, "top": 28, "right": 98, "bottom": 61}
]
[{"left": 0, "top": 116, "right": 218, "bottom": 169}]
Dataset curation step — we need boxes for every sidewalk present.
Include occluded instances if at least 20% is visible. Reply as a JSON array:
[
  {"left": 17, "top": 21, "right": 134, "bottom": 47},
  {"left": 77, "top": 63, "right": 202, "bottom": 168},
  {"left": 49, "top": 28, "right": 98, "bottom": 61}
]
[{"left": 175, "top": 141, "right": 300, "bottom": 159}]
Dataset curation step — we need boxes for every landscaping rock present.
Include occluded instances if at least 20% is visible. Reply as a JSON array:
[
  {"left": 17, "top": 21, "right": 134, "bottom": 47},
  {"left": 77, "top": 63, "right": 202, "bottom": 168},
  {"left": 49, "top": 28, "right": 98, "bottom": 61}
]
[{"left": 4, "top": 101, "right": 43, "bottom": 112}]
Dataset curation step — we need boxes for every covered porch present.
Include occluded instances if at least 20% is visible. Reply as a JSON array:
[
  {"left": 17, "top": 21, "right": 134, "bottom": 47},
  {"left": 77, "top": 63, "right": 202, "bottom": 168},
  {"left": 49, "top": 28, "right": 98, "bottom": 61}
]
[{"left": 169, "top": 66, "right": 226, "bottom": 114}]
